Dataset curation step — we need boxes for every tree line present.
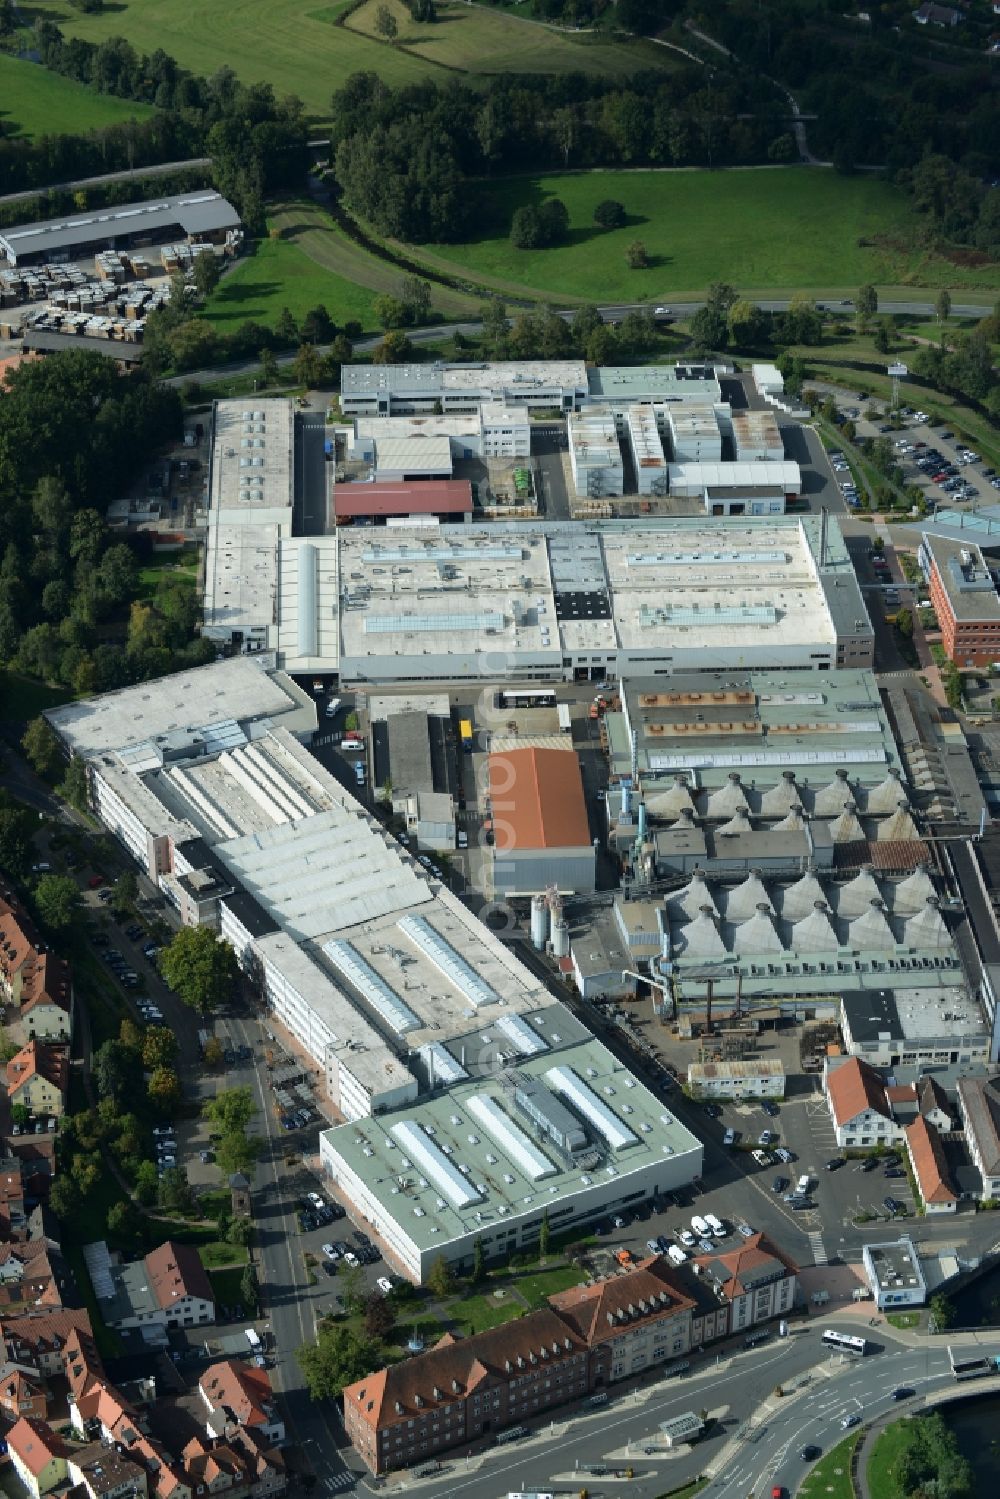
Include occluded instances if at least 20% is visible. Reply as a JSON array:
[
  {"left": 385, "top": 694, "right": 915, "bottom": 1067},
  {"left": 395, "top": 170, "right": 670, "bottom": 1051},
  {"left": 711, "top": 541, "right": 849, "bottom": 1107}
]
[
  {"left": 329, "top": 67, "right": 793, "bottom": 244},
  {"left": 0, "top": 22, "right": 311, "bottom": 225}
]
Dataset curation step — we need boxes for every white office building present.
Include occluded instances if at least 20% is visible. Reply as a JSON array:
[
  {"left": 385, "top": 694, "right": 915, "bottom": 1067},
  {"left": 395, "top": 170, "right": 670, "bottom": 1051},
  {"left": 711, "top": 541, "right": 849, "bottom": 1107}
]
[{"left": 568, "top": 409, "right": 624, "bottom": 498}]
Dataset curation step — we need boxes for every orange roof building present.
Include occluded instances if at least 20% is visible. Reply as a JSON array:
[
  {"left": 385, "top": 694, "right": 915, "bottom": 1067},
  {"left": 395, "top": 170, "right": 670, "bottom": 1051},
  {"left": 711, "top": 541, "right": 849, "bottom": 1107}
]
[
  {"left": 6, "top": 1416, "right": 69, "bottom": 1497},
  {"left": 5, "top": 1040, "right": 69, "bottom": 1117},
  {"left": 199, "top": 1359, "right": 285, "bottom": 1445},
  {"left": 486, "top": 746, "right": 595, "bottom": 895},
  {"left": 825, "top": 1057, "right": 905, "bottom": 1148},
  {"left": 905, "top": 1116, "right": 957, "bottom": 1213}
]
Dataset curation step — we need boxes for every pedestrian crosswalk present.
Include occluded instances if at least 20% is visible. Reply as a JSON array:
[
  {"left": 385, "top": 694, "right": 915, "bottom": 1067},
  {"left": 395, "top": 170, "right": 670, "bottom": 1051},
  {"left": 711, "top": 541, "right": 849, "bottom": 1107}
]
[
  {"left": 324, "top": 1472, "right": 355, "bottom": 1492},
  {"left": 808, "top": 1230, "right": 828, "bottom": 1266}
]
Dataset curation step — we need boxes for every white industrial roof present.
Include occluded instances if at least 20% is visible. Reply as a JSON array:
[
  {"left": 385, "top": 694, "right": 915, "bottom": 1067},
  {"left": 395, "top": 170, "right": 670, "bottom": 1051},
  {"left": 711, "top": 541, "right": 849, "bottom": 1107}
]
[
  {"left": 45, "top": 656, "right": 307, "bottom": 761},
  {"left": 203, "top": 523, "right": 277, "bottom": 639},
  {"left": 209, "top": 399, "right": 294, "bottom": 526},
  {"left": 668, "top": 461, "right": 800, "bottom": 489}
]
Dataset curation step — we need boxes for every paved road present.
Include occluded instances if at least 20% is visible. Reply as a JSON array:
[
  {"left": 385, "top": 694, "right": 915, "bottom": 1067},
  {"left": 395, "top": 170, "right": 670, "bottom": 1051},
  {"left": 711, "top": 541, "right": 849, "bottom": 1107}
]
[
  {"left": 170, "top": 297, "right": 993, "bottom": 389},
  {"left": 0, "top": 157, "right": 212, "bottom": 208},
  {"left": 293, "top": 413, "right": 329, "bottom": 535}
]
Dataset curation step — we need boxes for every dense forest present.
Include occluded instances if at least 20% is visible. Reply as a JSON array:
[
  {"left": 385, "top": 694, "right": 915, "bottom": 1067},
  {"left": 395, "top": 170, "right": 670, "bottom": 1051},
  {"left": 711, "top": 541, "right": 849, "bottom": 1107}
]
[{"left": 0, "top": 352, "right": 214, "bottom": 691}]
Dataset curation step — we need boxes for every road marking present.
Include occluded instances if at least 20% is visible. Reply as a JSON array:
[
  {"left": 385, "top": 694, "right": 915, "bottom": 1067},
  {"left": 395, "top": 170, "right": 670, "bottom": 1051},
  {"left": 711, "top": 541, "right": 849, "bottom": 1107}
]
[{"left": 807, "top": 1230, "right": 828, "bottom": 1265}]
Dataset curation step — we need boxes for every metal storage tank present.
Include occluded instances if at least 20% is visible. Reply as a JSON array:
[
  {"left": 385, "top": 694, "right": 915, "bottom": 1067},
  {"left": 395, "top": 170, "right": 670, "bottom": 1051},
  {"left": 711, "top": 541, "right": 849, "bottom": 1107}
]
[
  {"left": 530, "top": 893, "right": 549, "bottom": 950},
  {"left": 551, "top": 918, "right": 570, "bottom": 957}
]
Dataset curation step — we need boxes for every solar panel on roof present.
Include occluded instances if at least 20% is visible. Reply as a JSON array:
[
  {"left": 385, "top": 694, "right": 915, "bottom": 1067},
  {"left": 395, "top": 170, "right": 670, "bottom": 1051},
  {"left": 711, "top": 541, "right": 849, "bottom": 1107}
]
[{"left": 364, "top": 612, "right": 505, "bottom": 635}]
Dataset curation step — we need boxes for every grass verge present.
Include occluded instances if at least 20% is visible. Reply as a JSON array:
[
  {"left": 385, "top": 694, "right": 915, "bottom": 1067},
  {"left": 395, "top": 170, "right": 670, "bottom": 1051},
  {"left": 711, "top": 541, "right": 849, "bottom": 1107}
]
[
  {"left": 447, "top": 1291, "right": 523, "bottom": 1335},
  {"left": 867, "top": 1419, "right": 916, "bottom": 1499},
  {"left": 515, "top": 1264, "right": 588, "bottom": 1307},
  {"left": 799, "top": 1430, "right": 862, "bottom": 1499},
  {"left": 0, "top": 52, "right": 154, "bottom": 139}
]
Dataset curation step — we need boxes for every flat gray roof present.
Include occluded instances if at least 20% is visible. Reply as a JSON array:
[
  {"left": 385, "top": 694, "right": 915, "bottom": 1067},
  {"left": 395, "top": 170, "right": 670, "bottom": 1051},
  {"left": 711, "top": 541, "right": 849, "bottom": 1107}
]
[
  {"left": 0, "top": 192, "right": 239, "bottom": 258},
  {"left": 321, "top": 1029, "right": 702, "bottom": 1254}
]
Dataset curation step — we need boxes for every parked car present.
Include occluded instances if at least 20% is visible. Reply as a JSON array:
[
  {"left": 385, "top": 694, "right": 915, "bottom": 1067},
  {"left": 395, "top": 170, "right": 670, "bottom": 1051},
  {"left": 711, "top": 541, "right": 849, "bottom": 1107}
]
[
  {"left": 343, "top": 1251, "right": 360, "bottom": 1268},
  {"left": 761, "top": 1100, "right": 779, "bottom": 1117},
  {"left": 825, "top": 1157, "right": 845, "bottom": 1172},
  {"left": 772, "top": 1175, "right": 789, "bottom": 1193},
  {"left": 884, "top": 1167, "right": 906, "bottom": 1179},
  {"left": 376, "top": 1277, "right": 394, "bottom": 1295}
]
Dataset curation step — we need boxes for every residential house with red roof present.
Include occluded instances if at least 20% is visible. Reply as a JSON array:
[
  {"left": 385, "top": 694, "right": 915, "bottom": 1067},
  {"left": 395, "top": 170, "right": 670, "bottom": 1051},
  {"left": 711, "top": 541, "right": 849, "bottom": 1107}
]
[
  {"left": 199, "top": 1360, "right": 285, "bottom": 1445},
  {"left": 824, "top": 1056, "right": 905, "bottom": 1149},
  {"left": 0, "top": 1368, "right": 48, "bottom": 1422},
  {"left": 6, "top": 1416, "right": 69, "bottom": 1498},
  {"left": 905, "top": 1116, "right": 958, "bottom": 1214},
  {"left": 5, "top": 1041, "right": 69, "bottom": 1118}
]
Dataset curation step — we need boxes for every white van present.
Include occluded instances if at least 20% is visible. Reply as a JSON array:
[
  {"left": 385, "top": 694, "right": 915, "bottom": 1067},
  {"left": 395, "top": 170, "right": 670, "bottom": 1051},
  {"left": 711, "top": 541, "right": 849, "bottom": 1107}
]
[
  {"left": 341, "top": 736, "right": 364, "bottom": 752},
  {"left": 704, "top": 1213, "right": 726, "bottom": 1239},
  {"left": 667, "top": 1244, "right": 688, "bottom": 1267},
  {"left": 325, "top": 696, "right": 342, "bottom": 719},
  {"left": 690, "top": 1214, "right": 710, "bottom": 1238},
  {"left": 723, "top": 1127, "right": 736, "bottom": 1147},
  {"left": 796, "top": 1173, "right": 812, "bottom": 1194},
  {"left": 355, "top": 765, "right": 366, "bottom": 786}
]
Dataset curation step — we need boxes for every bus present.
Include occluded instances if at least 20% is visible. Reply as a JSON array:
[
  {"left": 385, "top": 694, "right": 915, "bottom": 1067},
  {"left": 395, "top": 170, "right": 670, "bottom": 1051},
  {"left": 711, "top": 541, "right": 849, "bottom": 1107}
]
[
  {"left": 822, "top": 1329, "right": 868, "bottom": 1356},
  {"left": 459, "top": 719, "right": 474, "bottom": 754},
  {"left": 949, "top": 1347, "right": 999, "bottom": 1380},
  {"left": 495, "top": 687, "right": 557, "bottom": 710}
]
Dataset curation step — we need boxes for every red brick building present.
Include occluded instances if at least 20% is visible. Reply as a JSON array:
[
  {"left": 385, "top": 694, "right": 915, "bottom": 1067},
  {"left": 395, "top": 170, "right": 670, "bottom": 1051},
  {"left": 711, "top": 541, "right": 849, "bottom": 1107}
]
[
  {"left": 344, "top": 1243, "right": 797, "bottom": 1475},
  {"left": 920, "top": 533, "right": 1000, "bottom": 668}
]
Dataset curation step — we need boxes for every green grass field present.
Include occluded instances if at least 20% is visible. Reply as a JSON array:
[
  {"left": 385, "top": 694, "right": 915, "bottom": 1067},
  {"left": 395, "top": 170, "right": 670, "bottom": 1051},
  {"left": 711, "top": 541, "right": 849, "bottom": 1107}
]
[
  {"left": 204, "top": 219, "right": 379, "bottom": 333},
  {"left": 867, "top": 1419, "right": 917, "bottom": 1499},
  {"left": 406, "top": 168, "right": 1000, "bottom": 301},
  {"left": 448, "top": 1291, "right": 522, "bottom": 1335},
  {"left": 346, "top": 0, "right": 667, "bottom": 78},
  {"left": 0, "top": 52, "right": 155, "bottom": 140},
  {"left": 31, "top": 0, "right": 669, "bottom": 120},
  {"left": 799, "top": 1431, "right": 861, "bottom": 1499}
]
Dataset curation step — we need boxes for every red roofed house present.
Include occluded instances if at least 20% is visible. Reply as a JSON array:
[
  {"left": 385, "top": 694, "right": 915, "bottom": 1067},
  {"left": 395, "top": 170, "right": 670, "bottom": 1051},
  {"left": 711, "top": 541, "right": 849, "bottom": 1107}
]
[
  {"left": 182, "top": 1431, "right": 285, "bottom": 1499},
  {"left": 6, "top": 1416, "right": 69, "bottom": 1498},
  {"left": 5, "top": 1040, "right": 69, "bottom": 1118},
  {"left": 0, "top": 888, "right": 72, "bottom": 1043},
  {"left": 67, "top": 1441, "right": 149, "bottom": 1499},
  {"left": 144, "top": 1241, "right": 215, "bottom": 1329},
  {"left": 825, "top": 1057, "right": 905, "bottom": 1149},
  {"left": 0, "top": 1369, "right": 48, "bottom": 1422},
  {"left": 690, "top": 1233, "right": 798, "bottom": 1337},
  {"left": 1, "top": 1307, "right": 94, "bottom": 1376},
  {"left": 199, "top": 1360, "right": 285, "bottom": 1445},
  {"left": 905, "top": 1116, "right": 957, "bottom": 1214},
  {"left": 486, "top": 746, "right": 595, "bottom": 896}
]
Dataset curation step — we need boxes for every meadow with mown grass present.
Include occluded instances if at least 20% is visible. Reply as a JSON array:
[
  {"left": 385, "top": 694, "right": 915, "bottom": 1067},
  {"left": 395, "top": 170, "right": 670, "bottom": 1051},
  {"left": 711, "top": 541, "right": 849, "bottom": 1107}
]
[
  {"left": 402, "top": 168, "right": 1000, "bottom": 302},
  {"left": 29, "top": 0, "right": 670, "bottom": 121}
]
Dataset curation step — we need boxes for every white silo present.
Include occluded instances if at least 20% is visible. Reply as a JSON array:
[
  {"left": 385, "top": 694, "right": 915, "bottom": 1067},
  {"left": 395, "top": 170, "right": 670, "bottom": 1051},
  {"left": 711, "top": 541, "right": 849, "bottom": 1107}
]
[
  {"left": 530, "top": 893, "right": 549, "bottom": 950},
  {"left": 551, "top": 919, "right": 570, "bottom": 958}
]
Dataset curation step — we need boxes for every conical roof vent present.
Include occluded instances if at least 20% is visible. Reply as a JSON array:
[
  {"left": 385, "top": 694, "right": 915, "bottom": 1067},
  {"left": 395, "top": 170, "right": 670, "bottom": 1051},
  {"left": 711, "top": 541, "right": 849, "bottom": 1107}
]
[
  {"left": 646, "top": 775, "right": 696, "bottom": 819},
  {"left": 864, "top": 767, "right": 906, "bottom": 815},
  {"left": 779, "top": 868, "right": 828, "bottom": 921},
  {"left": 667, "top": 868, "right": 718, "bottom": 921},
  {"left": 830, "top": 799, "right": 864, "bottom": 844},
  {"left": 724, "top": 869, "right": 772, "bottom": 921},
  {"left": 706, "top": 772, "right": 749, "bottom": 818},
  {"left": 772, "top": 803, "right": 806, "bottom": 832},
  {"left": 671, "top": 806, "right": 698, "bottom": 831},
  {"left": 812, "top": 768, "right": 855, "bottom": 816},
  {"left": 902, "top": 898, "right": 951, "bottom": 949},
  {"left": 717, "top": 809, "right": 753, "bottom": 837},
  {"left": 676, "top": 905, "right": 727, "bottom": 959},
  {"left": 732, "top": 904, "right": 784, "bottom": 955},
  {"left": 876, "top": 801, "right": 919, "bottom": 842},
  {"left": 848, "top": 898, "right": 895, "bottom": 950},
  {"left": 891, "top": 863, "right": 936, "bottom": 916},
  {"left": 790, "top": 901, "right": 839, "bottom": 952},
  {"left": 761, "top": 770, "right": 800, "bottom": 817},
  {"left": 835, "top": 865, "right": 884, "bottom": 917}
]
